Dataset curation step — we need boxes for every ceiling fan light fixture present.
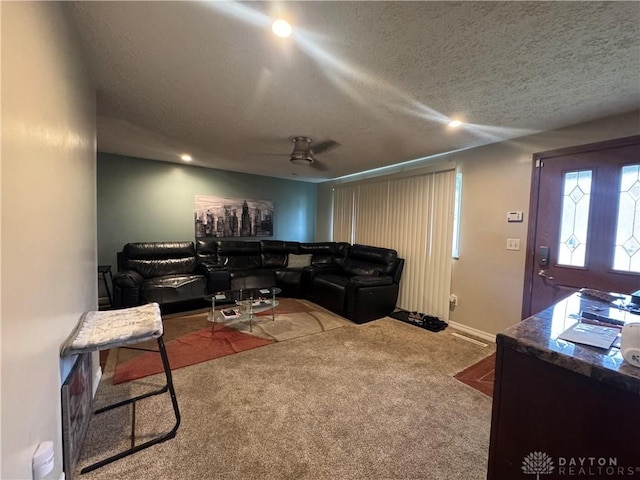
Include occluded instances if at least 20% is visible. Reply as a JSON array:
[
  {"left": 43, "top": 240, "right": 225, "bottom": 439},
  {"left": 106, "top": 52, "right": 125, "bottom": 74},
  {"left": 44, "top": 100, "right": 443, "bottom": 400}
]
[
  {"left": 290, "top": 152, "right": 313, "bottom": 165},
  {"left": 289, "top": 136, "right": 314, "bottom": 165}
]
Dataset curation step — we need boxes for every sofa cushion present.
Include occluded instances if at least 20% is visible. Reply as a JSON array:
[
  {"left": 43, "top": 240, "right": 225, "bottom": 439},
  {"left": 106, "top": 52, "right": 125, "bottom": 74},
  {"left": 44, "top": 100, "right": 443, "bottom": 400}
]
[
  {"left": 217, "top": 241, "right": 262, "bottom": 270},
  {"left": 221, "top": 256, "right": 262, "bottom": 270},
  {"left": 195, "top": 238, "right": 218, "bottom": 264},
  {"left": 126, "top": 257, "right": 197, "bottom": 278},
  {"left": 311, "top": 274, "right": 350, "bottom": 312},
  {"left": 123, "top": 241, "right": 198, "bottom": 278},
  {"left": 287, "top": 253, "right": 312, "bottom": 268},
  {"left": 300, "top": 242, "right": 349, "bottom": 265},
  {"left": 262, "top": 253, "right": 287, "bottom": 268},
  {"left": 334, "top": 242, "right": 350, "bottom": 266},
  {"left": 260, "top": 240, "right": 300, "bottom": 254},
  {"left": 275, "top": 269, "right": 304, "bottom": 297},
  {"left": 124, "top": 241, "right": 195, "bottom": 259},
  {"left": 349, "top": 275, "right": 393, "bottom": 287},
  {"left": 260, "top": 240, "right": 300, "bottom": 268},
  {"left": 342, "top": 244, "right": 398, "bottom": 276},
  {"left": 217, "top": 240, "right": 261, "bottom": 255}
]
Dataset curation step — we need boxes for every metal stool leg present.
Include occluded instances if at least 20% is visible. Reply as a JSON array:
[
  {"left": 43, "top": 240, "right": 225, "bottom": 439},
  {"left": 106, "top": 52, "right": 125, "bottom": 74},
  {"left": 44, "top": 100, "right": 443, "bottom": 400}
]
[
  {"left": 80, "top": 335, "right": 180, "bottom": 474},
  {"left": 97, "top": 265, "right": 113, "bottom": 308}
]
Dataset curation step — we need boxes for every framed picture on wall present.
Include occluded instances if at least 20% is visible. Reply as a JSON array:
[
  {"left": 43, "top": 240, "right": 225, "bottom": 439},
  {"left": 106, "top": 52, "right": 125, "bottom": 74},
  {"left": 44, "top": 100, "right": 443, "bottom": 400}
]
[{"left": 194, "top": 195, "right": 274, "bottom": 238}]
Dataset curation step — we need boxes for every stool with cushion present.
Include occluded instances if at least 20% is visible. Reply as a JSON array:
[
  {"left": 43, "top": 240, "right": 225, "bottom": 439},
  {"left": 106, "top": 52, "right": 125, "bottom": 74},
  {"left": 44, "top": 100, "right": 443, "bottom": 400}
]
[{"left": 60, "top": 303, "right": 180, "bottom": 473}]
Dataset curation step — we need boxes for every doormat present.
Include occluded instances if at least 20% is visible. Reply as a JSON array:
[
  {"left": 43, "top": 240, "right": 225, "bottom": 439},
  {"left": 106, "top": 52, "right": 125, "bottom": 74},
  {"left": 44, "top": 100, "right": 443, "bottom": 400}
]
[
  {"left": 453, "top": 353, "right": 496, "bottom": 397},
  {"left": 389, "top": 309, "right": 448, "bottom": 332}
]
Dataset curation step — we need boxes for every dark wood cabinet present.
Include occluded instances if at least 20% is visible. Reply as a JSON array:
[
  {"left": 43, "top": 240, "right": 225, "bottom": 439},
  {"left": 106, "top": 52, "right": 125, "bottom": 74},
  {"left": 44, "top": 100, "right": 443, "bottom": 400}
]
[
  {"left": 488, "top": 343, "right": 640, "bottom": 479},
  {"left": 487, "top": 292, "right": 640, "bottom": 480}
]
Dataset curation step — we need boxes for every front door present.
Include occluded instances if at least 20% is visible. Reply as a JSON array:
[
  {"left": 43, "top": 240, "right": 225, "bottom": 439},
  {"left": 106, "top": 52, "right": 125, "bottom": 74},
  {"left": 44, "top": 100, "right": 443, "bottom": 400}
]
[{"left": 523, "top": 136, "right": 640, "bottom": 317}]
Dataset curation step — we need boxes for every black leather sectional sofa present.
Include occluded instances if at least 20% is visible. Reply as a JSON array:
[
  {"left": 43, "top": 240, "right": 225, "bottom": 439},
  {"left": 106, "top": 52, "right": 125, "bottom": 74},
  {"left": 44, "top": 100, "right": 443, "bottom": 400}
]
[{"left": 112, "top": 239, "right": 404, "bottom": 324}]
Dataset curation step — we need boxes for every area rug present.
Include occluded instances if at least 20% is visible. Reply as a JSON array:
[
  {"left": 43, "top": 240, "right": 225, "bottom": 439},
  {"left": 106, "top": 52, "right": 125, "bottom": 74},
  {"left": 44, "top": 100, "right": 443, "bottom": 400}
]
[
  {"left": 453, "top": 352, "right": 496, "bottom": 397},
  {"left": 112, "top": 298, "right": 348, "bottom": 384}
]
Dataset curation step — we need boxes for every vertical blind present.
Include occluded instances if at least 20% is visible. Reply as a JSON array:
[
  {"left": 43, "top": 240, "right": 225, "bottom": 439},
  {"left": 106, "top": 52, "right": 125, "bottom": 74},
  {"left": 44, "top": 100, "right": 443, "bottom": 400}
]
[
  {"left": 332, "top": 185, "right": 357, "bottom": 243},
  {"left": 332, "top": 169, "right": 456, "bottom": 320}
]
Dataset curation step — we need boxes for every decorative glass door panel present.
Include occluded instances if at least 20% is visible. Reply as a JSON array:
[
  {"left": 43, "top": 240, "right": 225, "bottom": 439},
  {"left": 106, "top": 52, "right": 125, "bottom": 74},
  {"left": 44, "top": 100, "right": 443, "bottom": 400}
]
[
  {"left": 525, "top": 138, "right": 640, "bottom": 317},
  {"left": 613, "top": 164, "right": 640, "bottom": 273},
  {"left": 558, "top": 170, "right": 592, "bottom": 267}
]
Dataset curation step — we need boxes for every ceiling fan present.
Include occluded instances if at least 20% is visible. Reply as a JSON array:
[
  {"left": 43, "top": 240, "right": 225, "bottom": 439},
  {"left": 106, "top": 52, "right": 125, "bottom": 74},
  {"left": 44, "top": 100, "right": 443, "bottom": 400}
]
[{"left": 288, "top": 136, "right": 340, "bottom": 170}]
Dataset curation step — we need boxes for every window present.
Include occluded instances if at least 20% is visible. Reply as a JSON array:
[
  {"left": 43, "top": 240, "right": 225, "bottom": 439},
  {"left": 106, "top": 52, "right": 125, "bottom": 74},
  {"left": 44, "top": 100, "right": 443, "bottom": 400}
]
[
  {"left": 452, "top": 171, "right": 462, "bottom": 259},
  {"left": 557, "top": 170, "right": 592, "bottom": 267},
  {"left": 613, "top": 164, "right": 640, "bottom": 273}
]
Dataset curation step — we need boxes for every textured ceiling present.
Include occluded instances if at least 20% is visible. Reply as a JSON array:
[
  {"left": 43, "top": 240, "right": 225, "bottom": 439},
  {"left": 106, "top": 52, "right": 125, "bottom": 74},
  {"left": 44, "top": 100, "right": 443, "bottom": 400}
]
[{"left": 67, "top": 1, "right": 640, "bottom": 182}]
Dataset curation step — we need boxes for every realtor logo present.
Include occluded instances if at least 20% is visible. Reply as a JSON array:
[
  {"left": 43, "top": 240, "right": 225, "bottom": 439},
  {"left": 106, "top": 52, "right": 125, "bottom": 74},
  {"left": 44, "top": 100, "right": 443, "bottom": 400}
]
[{"left": 522, "top": 452, "right": 555, "bottom": 479}]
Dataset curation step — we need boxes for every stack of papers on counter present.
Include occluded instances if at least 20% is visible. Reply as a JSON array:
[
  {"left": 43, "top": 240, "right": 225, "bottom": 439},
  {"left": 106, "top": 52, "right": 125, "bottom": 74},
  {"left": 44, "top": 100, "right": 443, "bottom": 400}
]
[{"left": 558, "top": 323, "right": 619, "bottom": 349}]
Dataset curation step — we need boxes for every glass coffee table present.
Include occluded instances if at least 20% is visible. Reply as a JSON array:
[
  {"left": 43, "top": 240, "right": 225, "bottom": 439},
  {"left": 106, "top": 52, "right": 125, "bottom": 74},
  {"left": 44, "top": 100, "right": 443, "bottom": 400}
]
[{"left": 204, "top": 286, "right": 281, "bottom": 333}]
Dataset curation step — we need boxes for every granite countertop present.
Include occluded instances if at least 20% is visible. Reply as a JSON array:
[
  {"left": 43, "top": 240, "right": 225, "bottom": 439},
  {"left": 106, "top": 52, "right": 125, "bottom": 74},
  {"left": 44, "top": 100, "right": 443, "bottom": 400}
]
[{"left": 498, "top": 292, "right": 640, "bottom": 395}]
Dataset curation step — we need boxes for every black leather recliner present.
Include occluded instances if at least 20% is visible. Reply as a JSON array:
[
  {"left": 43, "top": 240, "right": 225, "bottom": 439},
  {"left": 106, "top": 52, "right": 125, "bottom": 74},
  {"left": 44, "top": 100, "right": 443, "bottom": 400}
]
[
  {"left": 112, "top": 242, "right": 207, "bottom": 308},
  {"left": 307, "top": 244, "right": 404, "bottom": 324}
]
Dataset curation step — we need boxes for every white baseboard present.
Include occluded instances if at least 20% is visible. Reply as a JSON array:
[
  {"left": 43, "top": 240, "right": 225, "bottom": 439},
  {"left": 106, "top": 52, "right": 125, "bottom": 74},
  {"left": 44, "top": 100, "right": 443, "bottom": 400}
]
[
  {"left": 448, "top": 321, "right": 496, "bottom": 344},
  {"left": 93, "top": 367, "right": 102, "bottom": 397},
  {"left": 59, "top": 472, "right": 66, "bottom": 480}
]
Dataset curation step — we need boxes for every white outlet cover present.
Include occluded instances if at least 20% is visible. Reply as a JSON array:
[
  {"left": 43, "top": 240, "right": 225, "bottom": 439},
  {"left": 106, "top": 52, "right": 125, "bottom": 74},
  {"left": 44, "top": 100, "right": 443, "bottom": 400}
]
[
  {"left": 506, "top": 239, "right": 520, "bottom": 250},
  {"left": 33, "top": 441, "right": 54, "bottom": 479}
]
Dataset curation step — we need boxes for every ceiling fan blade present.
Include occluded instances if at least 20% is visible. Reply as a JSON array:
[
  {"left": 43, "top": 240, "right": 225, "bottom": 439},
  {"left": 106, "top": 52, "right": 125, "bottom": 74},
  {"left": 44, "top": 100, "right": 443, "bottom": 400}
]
[
  {"left": 247, "top": 152, "right": 289, "bottom": 157},
  {"left": 310, "top": 159, "right": 328, "bottom": 171},
  {"left": 311, "top": 139, "right": 340, "bottom": 155}
]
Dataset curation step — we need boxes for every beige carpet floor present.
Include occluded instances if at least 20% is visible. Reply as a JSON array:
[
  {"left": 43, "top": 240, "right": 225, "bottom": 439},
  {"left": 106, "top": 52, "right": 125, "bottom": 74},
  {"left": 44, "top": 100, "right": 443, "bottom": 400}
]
[{"left": 76, "top": 312, "right": 495, "bottom": 480}]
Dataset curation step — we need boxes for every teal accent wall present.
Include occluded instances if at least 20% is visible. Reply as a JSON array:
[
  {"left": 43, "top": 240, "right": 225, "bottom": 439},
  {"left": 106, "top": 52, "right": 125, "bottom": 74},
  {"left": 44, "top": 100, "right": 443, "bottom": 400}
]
[{"left": 97, "top": 153, "right": 317, "bottom": 270}]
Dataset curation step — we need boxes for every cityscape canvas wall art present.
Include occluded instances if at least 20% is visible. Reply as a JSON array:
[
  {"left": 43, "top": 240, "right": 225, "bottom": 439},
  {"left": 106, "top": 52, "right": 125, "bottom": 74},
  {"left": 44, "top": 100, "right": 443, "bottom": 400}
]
[{"left": 195, "top": 195, "right": 274, "bottom": 238}]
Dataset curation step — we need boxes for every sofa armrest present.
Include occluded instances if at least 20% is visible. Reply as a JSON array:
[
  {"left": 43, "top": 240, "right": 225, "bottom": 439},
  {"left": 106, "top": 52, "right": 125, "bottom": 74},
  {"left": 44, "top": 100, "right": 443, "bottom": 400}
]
[
  {"left": 197, "top": 262, "right": 230, "bottom": 293},
  {"left": 305, "top": 264, "right": 342, "bottom": 274},
  {"left": 196, "top": 261, "right": 225, "bottom": 272},
  {"left": 112, "top": 269, "right": 144, "bottom": 288},
  {"left": 392, "top": 258, "right": 404, "bottom": 285},
  {"left": 112, "top": 270, "right": 144, "bottom": 308},
  {"left": 301, "top": 263, "right": 343, "bottom": 294},
  {"left": 349, "top": 275, "right": 393, "bottom": 287},
  {"left": 345, "top": 282, "right": 399, "bottom": 323}
]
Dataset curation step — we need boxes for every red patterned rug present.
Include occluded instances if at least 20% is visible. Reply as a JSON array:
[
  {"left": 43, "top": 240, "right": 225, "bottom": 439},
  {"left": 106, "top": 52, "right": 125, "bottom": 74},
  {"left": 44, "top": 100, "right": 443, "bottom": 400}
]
[
  {"left": 453, "top": 353, "right": 496, "bottom": 397},
  {"left": 111, "top": 298, "right": 345, "bottom": 384},
  {"left": 113, "top": 324, "right": 273, "bottom": 384}
]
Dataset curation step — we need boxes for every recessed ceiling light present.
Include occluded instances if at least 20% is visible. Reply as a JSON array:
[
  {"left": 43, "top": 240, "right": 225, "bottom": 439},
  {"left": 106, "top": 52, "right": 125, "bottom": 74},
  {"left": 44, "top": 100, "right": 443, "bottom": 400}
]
[
  {"left": 448, "top": 120, "right": 462, "bottom": 128},
  {"left": 272, "top": 19, "right": 292, "bottom": 38},
  {"left": 180, "top": 154, "right": 192, "bottom": 162}
]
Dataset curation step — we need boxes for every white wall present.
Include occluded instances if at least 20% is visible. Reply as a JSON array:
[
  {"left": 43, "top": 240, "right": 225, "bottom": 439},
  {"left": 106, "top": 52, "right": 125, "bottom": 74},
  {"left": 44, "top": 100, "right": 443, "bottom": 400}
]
[
  {"left": 452, "top": 111, "right": 639, "bottom": 336},
  {"left": 317, "top": 111, "right": 640, "bottom": 336},
  {"left": 1, "top": 2, "right": 96, "bottom": 479}
]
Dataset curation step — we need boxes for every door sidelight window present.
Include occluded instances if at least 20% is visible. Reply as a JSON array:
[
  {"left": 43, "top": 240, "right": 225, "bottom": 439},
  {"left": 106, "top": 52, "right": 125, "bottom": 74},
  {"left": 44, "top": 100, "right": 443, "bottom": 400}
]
[{"left": 613, "top": 164, "right": 640, "bottom": 273}]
